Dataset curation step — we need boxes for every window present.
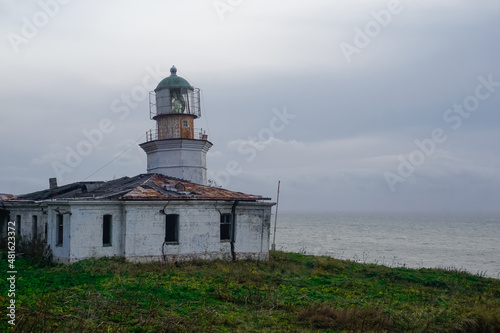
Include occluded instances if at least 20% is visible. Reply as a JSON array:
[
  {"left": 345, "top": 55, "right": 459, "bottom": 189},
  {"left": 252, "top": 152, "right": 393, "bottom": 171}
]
[
  {"left": 182, "top": 120, "right": 189, "bottom": 127},
  {"left": 220, "top": 214, "right": 232, "bottom": 241},
  {"left": 165, "top": 214, "right": 179, "bottom": 243},
  {"left": 32, "top": 215, "right": 38, "bottom": 240},
  {"left": 103, "top": 215, "right": 112, "bottom": 246},
  {"left": 16, "top": 215, "right": 21, "bottom": 236},
  {"left": 56, "top": 215, "right": 63, "bottom": 246}
]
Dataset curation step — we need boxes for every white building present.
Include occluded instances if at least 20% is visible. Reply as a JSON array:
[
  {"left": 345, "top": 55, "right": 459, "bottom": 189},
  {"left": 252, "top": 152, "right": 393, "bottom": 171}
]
[{"left": 0, "top": 67, "right": 274, "bottom": 264}]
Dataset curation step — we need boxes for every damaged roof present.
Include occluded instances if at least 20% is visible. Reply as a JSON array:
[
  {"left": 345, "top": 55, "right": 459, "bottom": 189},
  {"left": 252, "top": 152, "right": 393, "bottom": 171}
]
[
  {"left": 0, "top": 193, "right": 16, "bottom": 201},
  {"left": 9, "top": 174, "right": 270, "bottom": 202}
]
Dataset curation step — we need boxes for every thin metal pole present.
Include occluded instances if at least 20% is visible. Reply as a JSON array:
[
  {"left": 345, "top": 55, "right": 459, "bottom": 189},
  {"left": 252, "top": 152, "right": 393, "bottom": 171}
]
[{"left": 271, "top": 180, "right": 280, "bottom": 251}]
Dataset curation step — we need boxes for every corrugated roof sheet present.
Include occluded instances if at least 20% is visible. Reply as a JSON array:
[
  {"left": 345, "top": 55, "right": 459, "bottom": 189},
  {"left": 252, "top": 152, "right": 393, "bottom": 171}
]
[{"left": 9, "top": 174, "right": 269, "bottom": 202}]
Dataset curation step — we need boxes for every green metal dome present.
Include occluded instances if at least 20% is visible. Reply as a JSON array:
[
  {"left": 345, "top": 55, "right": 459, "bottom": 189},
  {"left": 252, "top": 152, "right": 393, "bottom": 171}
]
[{"left": 156, "top": 66, "right": 192, "bottom": 91}]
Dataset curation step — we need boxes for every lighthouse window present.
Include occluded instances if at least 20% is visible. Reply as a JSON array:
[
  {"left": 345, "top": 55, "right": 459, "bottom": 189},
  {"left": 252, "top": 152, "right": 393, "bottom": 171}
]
[
  {"left": 32, "top": 215, "right": 38, "bottom": 240},
  {"left": 16, "top": 215, "right": 21, "bottom": 236},
  {"left": 165, "top": 214, "right": 179, "bottom": 244},
  {"left": 220, "top": 214, "right": 232, "bottom": 241},
  {"left": 56, "top": 214, "right": 63, "bottom": 246},
  {"left": 182, "top": 120, "right": 189, "bottom": 128},
  {"left": 102, "top": 215, "right": 112, "bottom": 246}
]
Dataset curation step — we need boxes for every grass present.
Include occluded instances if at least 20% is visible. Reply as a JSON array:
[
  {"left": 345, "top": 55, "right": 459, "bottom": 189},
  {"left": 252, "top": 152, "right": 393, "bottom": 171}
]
[{"left": 1, "top": 251, "right": 499, "bottom": 332}]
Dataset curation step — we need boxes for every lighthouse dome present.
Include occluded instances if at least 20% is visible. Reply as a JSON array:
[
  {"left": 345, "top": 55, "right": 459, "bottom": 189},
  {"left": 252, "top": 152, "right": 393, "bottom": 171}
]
[{"left": 156, "top": 66, "right": 192, "bottom": 91}]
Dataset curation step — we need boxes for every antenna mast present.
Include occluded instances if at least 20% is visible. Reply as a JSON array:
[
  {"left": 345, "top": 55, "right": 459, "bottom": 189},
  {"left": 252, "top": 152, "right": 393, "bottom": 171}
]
[{"left": 271, "top": 180, "right": 280, "bottom": 251}]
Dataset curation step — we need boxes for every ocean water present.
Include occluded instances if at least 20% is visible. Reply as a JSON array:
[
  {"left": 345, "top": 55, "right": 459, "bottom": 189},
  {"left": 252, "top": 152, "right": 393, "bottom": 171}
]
[{"left": 271, "top": 212, "right": 500, "bottom": 279}]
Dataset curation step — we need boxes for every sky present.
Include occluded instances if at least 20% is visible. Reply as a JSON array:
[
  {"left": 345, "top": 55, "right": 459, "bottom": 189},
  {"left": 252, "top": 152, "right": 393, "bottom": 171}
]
[{"left": 0, "top": 0, "right": 499, "bottom": 213}]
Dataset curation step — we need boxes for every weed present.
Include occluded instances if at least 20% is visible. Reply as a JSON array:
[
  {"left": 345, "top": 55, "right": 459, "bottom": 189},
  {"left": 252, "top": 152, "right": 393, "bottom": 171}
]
[
  {"left": 1, "top": 251, "right": 499, "bottom": 332},
  {"left": 297, "top": 303, "right": 394, "bottom": 331}
]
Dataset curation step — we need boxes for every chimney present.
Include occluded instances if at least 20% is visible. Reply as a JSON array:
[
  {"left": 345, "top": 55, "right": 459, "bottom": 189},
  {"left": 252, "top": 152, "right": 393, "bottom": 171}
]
[{"left": 49, "top": 178, "right": 58, "bottom": 189}]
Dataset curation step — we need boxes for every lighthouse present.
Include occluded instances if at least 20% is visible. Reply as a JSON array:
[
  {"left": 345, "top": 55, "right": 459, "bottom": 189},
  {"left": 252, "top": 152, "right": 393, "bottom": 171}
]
[{"left": 140, "top": 66, "right": 212, "bottom": 185}]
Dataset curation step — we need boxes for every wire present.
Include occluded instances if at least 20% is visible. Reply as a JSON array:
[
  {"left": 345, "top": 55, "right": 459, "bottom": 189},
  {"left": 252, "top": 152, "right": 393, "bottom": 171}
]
[{"left": 82, "top": 133, "right": 145, "bottom": 181}]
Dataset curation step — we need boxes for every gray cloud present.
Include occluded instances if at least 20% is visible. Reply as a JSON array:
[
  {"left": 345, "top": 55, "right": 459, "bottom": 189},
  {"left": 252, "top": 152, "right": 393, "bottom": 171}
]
[{"left": 1, "top": 0, "right": 499, "bottom": 213}]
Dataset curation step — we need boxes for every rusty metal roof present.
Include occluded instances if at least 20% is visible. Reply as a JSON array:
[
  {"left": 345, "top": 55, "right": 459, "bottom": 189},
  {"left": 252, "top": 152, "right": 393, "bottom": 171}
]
[
  {"left": 9, "top": 174, "right": 270, "bottom": 202},
  {"left": 0, "top": 193, "right": 16, "bottom": 201}
]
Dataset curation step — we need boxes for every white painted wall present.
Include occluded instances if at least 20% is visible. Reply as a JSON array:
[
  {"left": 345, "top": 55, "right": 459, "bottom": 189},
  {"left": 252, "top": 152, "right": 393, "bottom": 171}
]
[
  {"left": 3, "top": 200, "right": 273, "bottom": 264},
  {"left": 140, "top": 139, "right": 212, "bottom": 185},
  {"left": 46, "top": 205, "right": 71, "bottom": 263},
  {"left": 68, "top": 204, "right": 123, "bottom": 262},
  {"left": 122, "top": 201, "right": 272, "bottom": 262},
  {"left": 2, "top": 205, "right": 47, "bottom": 242}
]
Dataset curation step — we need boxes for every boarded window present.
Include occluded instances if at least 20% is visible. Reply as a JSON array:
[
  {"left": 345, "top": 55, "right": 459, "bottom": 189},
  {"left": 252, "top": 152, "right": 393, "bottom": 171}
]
[
  {"left": 165, "top": 214, "right": 179, "bottom": 243},
  {"left": 220, "top": 214, "right": 232, "bottom": 241},
  {"left": 103, "top": 215, "right": 112, "bottom": 246},
  {"left": 56, "top": 215, "right": 63, "bottom": 246},
  {"left": 32, "top": 215, "right": 38, "bottom": 240}
]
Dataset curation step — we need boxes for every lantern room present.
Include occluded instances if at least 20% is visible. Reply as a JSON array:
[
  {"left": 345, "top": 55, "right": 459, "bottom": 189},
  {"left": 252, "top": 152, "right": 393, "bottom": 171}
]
[{"left": 149, "top": 66, "right": 202, "bottom": 140}]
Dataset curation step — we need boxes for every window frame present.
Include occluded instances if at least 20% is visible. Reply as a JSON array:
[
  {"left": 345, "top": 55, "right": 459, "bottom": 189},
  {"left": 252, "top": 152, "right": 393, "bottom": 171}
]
[
  {"left": 56, "top": 214, "right": 64, "bottom": 247},
  {"left": 165, "top": 214, "right": 179, "bottom": 244},
  {"left": 220, "top": 213, "right": 233, "bottom": 242},
  {"left": 102, "top": 214, "right": 112, "bottom": 247},
  {"left": 15, "top": 215, "right": 21, "bottom": 236},
  {"left": 32, "top": 215, "right": 38, "bottom": 240}
]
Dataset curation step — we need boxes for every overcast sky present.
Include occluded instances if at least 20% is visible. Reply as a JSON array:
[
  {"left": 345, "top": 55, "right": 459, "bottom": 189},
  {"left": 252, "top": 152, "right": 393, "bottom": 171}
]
[{"left": 1, "top": 0, "right": 499, "bottom": 213}]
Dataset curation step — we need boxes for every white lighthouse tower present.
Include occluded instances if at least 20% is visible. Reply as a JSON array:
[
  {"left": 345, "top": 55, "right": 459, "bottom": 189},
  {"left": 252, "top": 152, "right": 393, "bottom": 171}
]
[{"left": 140, "top": 66, "right": 212, "bottom": 185}]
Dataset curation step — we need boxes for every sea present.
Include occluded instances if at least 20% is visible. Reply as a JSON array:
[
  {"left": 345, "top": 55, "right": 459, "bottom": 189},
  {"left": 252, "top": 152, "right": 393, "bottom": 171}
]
[{"left": 271, "top": 212, "right": 500, "bottom": 279}]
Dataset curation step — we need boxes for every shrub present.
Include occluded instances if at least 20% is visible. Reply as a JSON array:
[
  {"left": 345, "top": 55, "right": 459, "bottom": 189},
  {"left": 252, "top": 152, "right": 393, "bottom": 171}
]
[
  {"left": 297, "top": 303, "right": 394, "bottom": 331},
  {"left": 18, "top": 238, "right": 54, "bottom": 267}
]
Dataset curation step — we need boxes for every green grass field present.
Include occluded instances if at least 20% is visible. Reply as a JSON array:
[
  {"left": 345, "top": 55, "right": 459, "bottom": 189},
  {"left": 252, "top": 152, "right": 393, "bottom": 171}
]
[{"left": 2, "top": 251, "right": 500, "bottom": 332}]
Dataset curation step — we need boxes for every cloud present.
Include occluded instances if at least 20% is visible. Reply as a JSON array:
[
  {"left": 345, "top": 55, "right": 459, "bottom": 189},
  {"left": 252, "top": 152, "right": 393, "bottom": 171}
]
[
  {"left": 209, "top": 134, "right": 500, "bottom": 212},
  {"left": 1, "top": 1, "right": 499, "bottom": 213},
  {"left": 31, "top": 143, "right": 67, "bottom": 165}
]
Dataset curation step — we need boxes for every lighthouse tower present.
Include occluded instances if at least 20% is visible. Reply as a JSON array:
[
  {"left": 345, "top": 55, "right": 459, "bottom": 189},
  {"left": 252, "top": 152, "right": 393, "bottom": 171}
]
[{"left": 140, "top": 66, "right": 212, "bottom": 185}]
